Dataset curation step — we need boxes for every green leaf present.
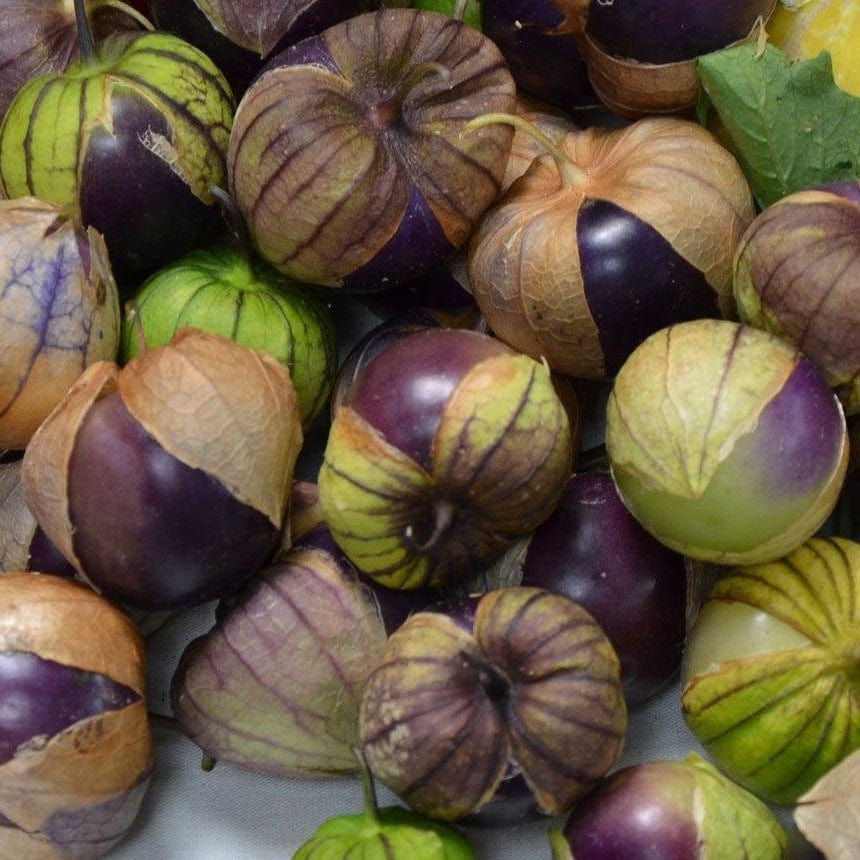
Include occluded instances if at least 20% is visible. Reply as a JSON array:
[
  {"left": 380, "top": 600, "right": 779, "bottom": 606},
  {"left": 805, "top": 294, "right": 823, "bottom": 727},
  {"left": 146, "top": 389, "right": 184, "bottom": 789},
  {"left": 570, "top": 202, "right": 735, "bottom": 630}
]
[{"left": 697, "top": 43, "right": 860, "bottom": 208}]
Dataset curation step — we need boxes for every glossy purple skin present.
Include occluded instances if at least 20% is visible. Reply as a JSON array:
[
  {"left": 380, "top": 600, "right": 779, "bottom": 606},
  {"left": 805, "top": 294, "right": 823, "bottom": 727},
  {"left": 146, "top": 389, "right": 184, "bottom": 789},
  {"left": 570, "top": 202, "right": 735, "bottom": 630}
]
[
  {"left": 298, "top": 524, "right": 437, "bottom": 633},
  {"left": 68, "top": 392, "right": 280, "bottom": 609},
  {"left": 481, "top": 0, "right": 595, "bottom": 111},
  {"left": 27, "top": 527, "right": 76, "bottom": 578},
  {"left": 79, "top": 92, "right": 222, "bottom": 281},
  {"left": 348, "top": 329, "right": 510, "bottom": 470},
  {"left": 332, "top": 310, "right": 445, "bottom": 413},
  {"left": 740, "top": 356, "right": 845, "bottom": 501},
  {"left": 586, "top": 0, "right": 775, "bottom": 64},
  {"left": 0, "top": 650, "right": 139, "bottom": 765},
  {"left": 345, "top": 186, "right": 457, "bottom": 292},
  {"left": 811, "top": 180, "right": 860, "bottom": 206},
  {"left": 521, "top": 472, "right": 686, "bottom": 705},
  {"left": 577, "top": 198, "right": 719, "bottom": 377},
  {"left": 563, "top": 761, "right": 699, "bottom": 859}
]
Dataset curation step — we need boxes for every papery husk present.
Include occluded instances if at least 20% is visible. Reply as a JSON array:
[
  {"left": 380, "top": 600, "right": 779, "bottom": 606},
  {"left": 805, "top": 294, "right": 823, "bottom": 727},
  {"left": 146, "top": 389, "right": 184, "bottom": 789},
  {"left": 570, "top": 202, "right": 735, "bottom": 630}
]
[
  {"left": 0, "top": 32, "right": 234, "bottom": 209},
  {"left": 795, "top": 749, "right": 860, "bottom": 859},
  {"left": 174, "top": 546, "right": 387, "bottom": 776},
  {"left": 0, "top": 703, "right": 151, "bottom": 833},
  {"left": 0, "top": 771, "right": 151, "bottom": 859},
  {"left": 360, "top": 612, "right": 510, "bottom": 820},
  {"left": 360, "top": 588, "right": 625, "bottom": 820},
  {"left": 20, "top": 363, "right": 119, "bottom": 582},
  {"left": 117, "top": 328, "right": 301, "bottom": 528},
  {"left": 469, "top": 119, "right": 753, "bottom": 378},
  {"left": 607, "top": 320, "right": 798, "bottom": 498},
  {"left": 0, "top": 574, "right": 151, "bottom": 851},
  {"left": 318, "top": 406, "right": 435, "bottom": 589},
  {"left": 501, "top": 98, "right": 577, "bottom": 195},
  {"left": 578, "top": 32, "right": 701, "bottom": 117},
  {"left": 577, "top": 6, "right": 776, "bottom": 117},
  {"left": 682, "top": 537, "right": 860, "bottom": 803},
  {"left": 229, "top": 9, "right": 516, "bottom": 287},
  {"left": 0, "top": 573, "right": 145, "bottom": 691},
  {"left": 287, "top": 481, "right": 322, "bottom": 543},
  {"left": 0, "top": 199, "right": 119, "bottom": 450},
  {"left": 0, "top": 460, "right": 35, "bottom": 572},
  {"left": 295, "top": 804, "right": 477, "bottom": 860},
  {"left": 193, "top": 0, "right": 310, "bottom": 56},
  {"left": 734, "top": 187, "right": 860, "bottom": 415},
  {"left": 0, "top": 0, "right": 146, "bottom": 117},
  {"left": 319, "top": 353, "right": 571, "bottom": 588}
]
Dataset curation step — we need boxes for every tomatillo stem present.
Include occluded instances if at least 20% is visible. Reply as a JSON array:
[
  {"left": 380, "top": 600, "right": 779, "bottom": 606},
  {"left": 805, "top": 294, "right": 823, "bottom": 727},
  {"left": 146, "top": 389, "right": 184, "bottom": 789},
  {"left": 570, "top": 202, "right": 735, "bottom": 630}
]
[
  {"left": 73, "top": 0, "right": 98, "bottom": 64},
  {"left": 461, "top": 113, "right": 586, "bottom": 187}
]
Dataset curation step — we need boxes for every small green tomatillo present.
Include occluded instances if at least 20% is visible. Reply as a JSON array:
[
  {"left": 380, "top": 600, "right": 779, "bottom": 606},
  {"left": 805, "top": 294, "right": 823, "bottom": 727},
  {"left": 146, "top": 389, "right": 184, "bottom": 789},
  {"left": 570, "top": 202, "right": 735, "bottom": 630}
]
[{"left": 295, "top": 762, "right": 475, "bottom": 859}]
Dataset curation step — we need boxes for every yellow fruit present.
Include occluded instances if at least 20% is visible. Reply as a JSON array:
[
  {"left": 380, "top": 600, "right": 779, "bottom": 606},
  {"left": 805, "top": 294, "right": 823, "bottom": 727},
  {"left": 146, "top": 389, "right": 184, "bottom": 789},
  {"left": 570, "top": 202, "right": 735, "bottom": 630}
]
[{"left": 769, "top": 0, "right": 860, "bottom": 95}]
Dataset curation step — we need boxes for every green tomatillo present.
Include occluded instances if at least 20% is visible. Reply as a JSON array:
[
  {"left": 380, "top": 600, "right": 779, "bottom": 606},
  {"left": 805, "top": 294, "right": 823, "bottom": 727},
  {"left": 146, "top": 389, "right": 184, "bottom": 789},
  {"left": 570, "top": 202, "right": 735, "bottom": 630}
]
[
  {"left": 121, "top": 239, "right": 337, "bottom": 429},
  {"left": 295, "top": 762, "right": 475, "bottom": 859},
  {"left": 682, "top": 536, "right": 860, "bottom": 804}
]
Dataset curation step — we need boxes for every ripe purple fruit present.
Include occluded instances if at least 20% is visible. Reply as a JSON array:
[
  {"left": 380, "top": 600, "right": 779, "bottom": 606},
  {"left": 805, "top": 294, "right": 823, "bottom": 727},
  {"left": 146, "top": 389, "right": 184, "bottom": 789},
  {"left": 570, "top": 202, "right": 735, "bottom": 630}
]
[{"left": 22, "top": 329, "right": 303, "bottom": 609}]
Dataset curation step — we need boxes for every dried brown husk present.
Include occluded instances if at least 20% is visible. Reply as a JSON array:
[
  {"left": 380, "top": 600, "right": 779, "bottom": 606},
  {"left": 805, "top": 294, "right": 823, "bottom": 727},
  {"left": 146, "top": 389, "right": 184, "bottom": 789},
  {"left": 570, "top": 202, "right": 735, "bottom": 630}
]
[
  {"left": 0, "top": 459, "right": 36, "bottom": 572},
  {"left": 577, "top": 5, "right": 776, "bottom": 117},
  {"left": 0, "top": 198, "right": 119, "bottom": 450},
  {"left": 118, "top": 328, "right": 301, "bottom": 527},
  {"left": 0, "top": 573, "right": 145, "bottom": 688},
  {"left": 578, "top": 33, "right": 701, "bottom": 117},
  {"left": 20, "top": 362, "right": 117, "bottom": 582},
  {"left": 0, "top": 575, "right": 151, "bottom": 844},
  {"left": 468, "top": 118, "right": 754, "bottom": 378},
  {"left": 795, "top": 750, "right": 860, "bottom": 859},
  {"left": 22, "top": 330, "right": 303, "bottom": 583}
]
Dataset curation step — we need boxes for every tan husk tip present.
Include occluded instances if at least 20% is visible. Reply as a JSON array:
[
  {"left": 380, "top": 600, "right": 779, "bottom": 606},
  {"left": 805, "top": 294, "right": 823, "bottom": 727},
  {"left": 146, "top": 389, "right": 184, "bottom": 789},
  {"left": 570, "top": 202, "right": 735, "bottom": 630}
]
[{"left": 117, "top": 328, "right": 302, "bottom": 527}]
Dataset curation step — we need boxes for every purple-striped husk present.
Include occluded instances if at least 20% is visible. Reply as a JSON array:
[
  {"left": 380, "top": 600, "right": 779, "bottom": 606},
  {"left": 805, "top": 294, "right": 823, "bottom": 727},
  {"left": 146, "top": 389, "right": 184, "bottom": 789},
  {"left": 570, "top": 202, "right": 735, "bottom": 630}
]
[
  {"left": 150, "top": 0, "right": 367, "bottom": 97},
  {"left": 228, "top": 9, "right": 517, "bottom": 290},
  {"left": 318, "top": 329, "right": 574, "bottom": 589},
  {"left": 734, "top": 182, "right": 860, "bottom": 415},
  {"left": 172, "top": 541, "right": 390, "bottom": 776},
  {"left": 360, "top": 587, "right": 626, "bottom": 820},
  {"left": 0, "top": 199, "right": 119, "bottom": 451}
]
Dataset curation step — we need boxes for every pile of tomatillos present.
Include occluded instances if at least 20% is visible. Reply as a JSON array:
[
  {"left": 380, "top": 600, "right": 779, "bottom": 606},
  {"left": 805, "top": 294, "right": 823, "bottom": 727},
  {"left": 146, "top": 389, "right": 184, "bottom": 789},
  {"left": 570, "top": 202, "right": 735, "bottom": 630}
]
[{"left": 0, "top": 0, "right": 858, "bottom": 857}]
